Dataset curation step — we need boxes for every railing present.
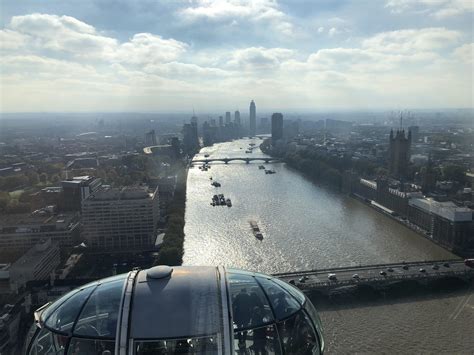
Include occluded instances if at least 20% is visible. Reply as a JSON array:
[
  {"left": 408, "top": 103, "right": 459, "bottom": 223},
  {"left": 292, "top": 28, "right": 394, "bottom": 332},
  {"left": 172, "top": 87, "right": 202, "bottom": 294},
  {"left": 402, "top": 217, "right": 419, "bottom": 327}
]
[
  {"left": 273, "top": 259, "right": 464, "bottom": 278},
  {"left": 191, "top": 157, "right": 281, "bottom": 163}
]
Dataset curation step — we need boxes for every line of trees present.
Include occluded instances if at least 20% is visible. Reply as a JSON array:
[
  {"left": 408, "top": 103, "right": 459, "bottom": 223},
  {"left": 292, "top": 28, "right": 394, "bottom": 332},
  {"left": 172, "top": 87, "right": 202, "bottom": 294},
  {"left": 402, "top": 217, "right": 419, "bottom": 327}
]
[
  {"left": 155, "top": 167, "right": 187, "bottom": 266},
  {"left": 264, "top": 141, "right": 381, "bottom": 190}
]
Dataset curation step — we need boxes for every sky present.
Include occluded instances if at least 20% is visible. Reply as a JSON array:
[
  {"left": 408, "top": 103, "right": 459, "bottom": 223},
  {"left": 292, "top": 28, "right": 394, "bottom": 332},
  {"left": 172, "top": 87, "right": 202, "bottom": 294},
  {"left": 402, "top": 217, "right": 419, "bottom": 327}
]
[{"left": 0, "top": 0, "right": 472, "bottom": 113}]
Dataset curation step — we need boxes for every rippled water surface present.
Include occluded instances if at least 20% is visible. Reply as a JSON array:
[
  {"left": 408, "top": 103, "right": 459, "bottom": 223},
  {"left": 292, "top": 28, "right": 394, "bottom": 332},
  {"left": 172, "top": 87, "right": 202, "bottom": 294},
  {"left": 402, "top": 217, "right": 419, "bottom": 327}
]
[
  {"left": 183, "top": 138, "right": 474, "bottom": 354},
  {"left": 183, "top": 138, "right": 455, "bottom": 272}
]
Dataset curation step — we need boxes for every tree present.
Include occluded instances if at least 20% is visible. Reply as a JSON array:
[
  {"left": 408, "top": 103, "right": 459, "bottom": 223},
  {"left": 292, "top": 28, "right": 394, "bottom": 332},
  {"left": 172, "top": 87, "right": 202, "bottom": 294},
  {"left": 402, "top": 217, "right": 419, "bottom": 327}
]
[
  {"left": 156, "top": 247, "right": 182, "bottom": 266},
  {"left": 27, "top": 172, "right": 40, "bottom": 186},
  {"left": 443, "top": 165, "right": 467, "bottom": 184},
  {"left": 0, "top": 191, "right": 11, "bottom": 211},
  {"left": 39, "top": 173, "right": 48, "bottom": 184},
  {"left": 6, "top": 200, "right": 30, "bottom": 214},
  {"left": 51, "top": 174, "right": 61, "bottom": 184}
]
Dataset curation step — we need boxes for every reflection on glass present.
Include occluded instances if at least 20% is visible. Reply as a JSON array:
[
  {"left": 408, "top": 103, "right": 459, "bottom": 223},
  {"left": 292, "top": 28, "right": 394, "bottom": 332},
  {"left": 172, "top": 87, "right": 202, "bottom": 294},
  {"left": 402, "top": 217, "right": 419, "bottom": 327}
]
[
  {"left": 45, "top": 286, "right": 96, "bottom": 333},
  {"left": 134, "top": 335, "right": 218, "bottom": 354},
  {"left": 272, "top": 278, "right": 306, "bottom": 305},
  {"left": 67, "top": 338, "right": 115, "bottom": 355},
  {"left": 277, "top": 311, "right": 320, "bottom": 355},
  {"left": 74, "top": 280, "right": 124, "bottom": 338},
  {"left": 228, "top": 273, "right": 273, "bottom": 330},
  {"left": 28, "top": 327, "right": 68, "bottom": 355},
  {"left": 256, "top": 277, "right": 300, "bottom": 320},
  {"left": 233, "top": 324, "right": 281, "bottom": 355}
]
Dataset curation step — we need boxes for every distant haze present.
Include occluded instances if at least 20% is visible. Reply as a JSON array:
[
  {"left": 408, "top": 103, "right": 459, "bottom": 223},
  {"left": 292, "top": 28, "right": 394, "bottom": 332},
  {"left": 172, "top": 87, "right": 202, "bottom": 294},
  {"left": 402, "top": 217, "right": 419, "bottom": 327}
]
[{"left": 0, "top": 0, "right": 473, "bottom": 112}]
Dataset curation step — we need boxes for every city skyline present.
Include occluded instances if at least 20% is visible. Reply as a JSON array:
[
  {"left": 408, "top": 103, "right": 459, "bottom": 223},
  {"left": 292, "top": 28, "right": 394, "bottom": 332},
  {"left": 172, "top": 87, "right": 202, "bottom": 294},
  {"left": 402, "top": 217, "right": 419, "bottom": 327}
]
[{"left": 1, "top": 0, "right": 473, "bottom": 112}]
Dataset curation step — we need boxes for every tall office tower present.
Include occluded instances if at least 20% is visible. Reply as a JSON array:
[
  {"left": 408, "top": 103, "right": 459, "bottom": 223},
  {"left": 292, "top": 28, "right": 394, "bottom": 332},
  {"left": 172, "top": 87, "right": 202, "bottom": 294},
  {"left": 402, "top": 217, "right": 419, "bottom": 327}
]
[
  {"left": 234, "top": 110, "right": 241, "bottom": 125},
  {"left": 249, "top": 100, "right": 256, "bottom": 136},
  {"left": 82, "top": 186, "right": 159, "bottom": 250},
  {"left": 225, "top": 112, "right": 231, "bottom": 124},
  {"left": 389, "top": 128, "right": 411, "bottom": 178},
  {"left": 145, "top": 129, "right": 157, "bottom": 146},
  {"left": 219, "top": 116, "right": 224, "bottom": 127},
  {"left": 271, "top": 113, "right": 284, "bottom": 143}
]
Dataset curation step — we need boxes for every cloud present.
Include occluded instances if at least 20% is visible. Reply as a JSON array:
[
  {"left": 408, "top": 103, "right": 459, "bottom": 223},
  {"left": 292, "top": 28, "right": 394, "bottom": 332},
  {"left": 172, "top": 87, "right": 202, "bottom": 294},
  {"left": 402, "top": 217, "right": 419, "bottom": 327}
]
[
  {"left": 0, "top": 9, "right": 472, "bottom": 111},
  {"left": 9, "top": 13, "right": 117, "bottom": 56},
  {"left": 385, "top": 0, "right": 473, "bottom": 18},
  {"left": 227, "top": 47, "right": 295, "bottom": 70},
  {"left": 453, "top": 43, "right": 473, "bottom": 64},
  {"left": 362, "top": 27, "right": 461, "bottom": 53},
  {"left": 179, "top": 0, "right": 294, "bottom": 35},
  {"left": 4, "top": 14, "right": 187, "bottom": 65},
  {"left": 112, "top": 33, "right": 188, "bottom": 65}
]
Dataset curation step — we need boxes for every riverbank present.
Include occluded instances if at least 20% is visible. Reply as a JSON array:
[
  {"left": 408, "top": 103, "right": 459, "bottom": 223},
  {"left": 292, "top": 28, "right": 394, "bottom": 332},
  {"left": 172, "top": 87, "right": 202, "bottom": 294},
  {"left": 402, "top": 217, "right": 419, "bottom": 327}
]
[
  {"left": 155, "top": 164, "right": 188, "bottom": 266},
  {"left": 351, "top": 192, "right": 463, "bottom": 258}
]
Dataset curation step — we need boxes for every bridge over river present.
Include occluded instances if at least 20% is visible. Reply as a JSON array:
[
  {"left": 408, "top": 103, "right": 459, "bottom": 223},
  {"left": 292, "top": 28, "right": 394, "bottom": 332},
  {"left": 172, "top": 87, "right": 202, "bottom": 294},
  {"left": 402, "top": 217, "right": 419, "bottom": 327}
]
[
  {"left": 191, "top": 157, "right": 281, "bottom": 164},
  {"left": 273, "top": 259, "right": 474, "bottom": 292}
]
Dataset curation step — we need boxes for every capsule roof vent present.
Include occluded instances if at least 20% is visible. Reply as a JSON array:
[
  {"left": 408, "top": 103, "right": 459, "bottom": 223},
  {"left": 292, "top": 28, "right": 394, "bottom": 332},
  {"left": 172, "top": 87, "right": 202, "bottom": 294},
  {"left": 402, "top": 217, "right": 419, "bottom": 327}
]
[{"left": 146, "top": 265, "right": 173, "bottom": 279}]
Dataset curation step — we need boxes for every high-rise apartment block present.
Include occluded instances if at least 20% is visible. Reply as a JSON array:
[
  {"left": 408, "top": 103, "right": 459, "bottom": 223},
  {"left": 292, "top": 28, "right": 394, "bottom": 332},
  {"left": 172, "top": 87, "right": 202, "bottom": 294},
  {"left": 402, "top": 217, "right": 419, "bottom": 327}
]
[{"left": 82, "top": 187, "right": 159, "bottom": 250}]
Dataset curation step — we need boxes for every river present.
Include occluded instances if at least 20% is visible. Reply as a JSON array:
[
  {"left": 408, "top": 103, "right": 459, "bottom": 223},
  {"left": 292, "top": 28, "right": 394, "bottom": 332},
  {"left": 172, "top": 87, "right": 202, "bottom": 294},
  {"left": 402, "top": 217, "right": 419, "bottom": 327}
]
[
  {"left": 183, "top": 137, "right": 454, "bottom": 272},
  {"left": 183, "top": 138, "right": 473, "bottom": 354}
]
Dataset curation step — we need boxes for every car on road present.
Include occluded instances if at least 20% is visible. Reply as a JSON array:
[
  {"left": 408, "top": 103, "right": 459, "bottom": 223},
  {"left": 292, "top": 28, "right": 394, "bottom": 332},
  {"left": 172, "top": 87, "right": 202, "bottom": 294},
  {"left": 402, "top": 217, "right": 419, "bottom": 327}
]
[
  {"left": 402, "top": 265, "right": 409, "bottom": 270},
  {"left": 379, "top": 271, "right": 387, "bottom": 276},
  {"left": 464, "top": 259, "right": 474, "bottom": 268},
  {"left": 432, "top": 264, "right": 439, "bottom": 270},
  {"left": 289, "top": 279, "right": 296, "bottom": 285},
  {"left": 387, "top": 267, "right": 394, "bottom": 272},
  {"left": 299, "top": 276, "right": 309, "bottom": 283},
  {"left": 419, "top": 268, "right": 426, "bottom": 273},
  {"left": 443, "top": 262, "right": 450, "bottom": 268},
  {"left": 352, "top": 274, "right": 360, "bottom": 280},
  {"left": 328, "top": 273, "right": 337, "bottom": 281}
]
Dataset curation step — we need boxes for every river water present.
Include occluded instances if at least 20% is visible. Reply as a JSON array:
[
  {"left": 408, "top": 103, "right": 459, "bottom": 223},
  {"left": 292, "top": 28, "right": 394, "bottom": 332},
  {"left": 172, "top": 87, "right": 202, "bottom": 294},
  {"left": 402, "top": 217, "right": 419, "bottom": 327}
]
[
  {"left": 183, "top": 138, "right": 454, "bottom": 272},
  {"left": 183, "top": 138, "right": 473, "bottom": 354}
]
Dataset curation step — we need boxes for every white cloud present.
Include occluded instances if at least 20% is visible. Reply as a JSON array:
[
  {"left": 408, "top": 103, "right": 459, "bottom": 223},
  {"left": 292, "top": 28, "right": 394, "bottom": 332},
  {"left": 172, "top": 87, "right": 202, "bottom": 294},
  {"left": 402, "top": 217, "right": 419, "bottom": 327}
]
[
  {"left": 112, "top": 33, "right": 188, "bottom": 65},
  {"left": 362, "top": 27, "right": 461, "bottom": 53},
  {"left": 328, "top": 27, "right": 339, "bottom": 37},
  {"left": 180, "top": 0, "right": 294, "bottom": 35},
  {"left": 0, "top": 29, "right": 30, "bottom": 50},
  {"left": 227, "top": 47, "right": 295, "bottom": 70},
  {"left": 453, "top": 43, "right": 474, "bottom": 63},
  {"left": 0, "top": 11, "right": 472, "bottom": 111},
  {"left": 9, "top": 13, "right": 117, "bottom": 56},
  {"left": 3, "top": 14, "right": 188, "bottom": 65},
  {"left": 385, "top": 0, "right": 473, "bottom": 18}
]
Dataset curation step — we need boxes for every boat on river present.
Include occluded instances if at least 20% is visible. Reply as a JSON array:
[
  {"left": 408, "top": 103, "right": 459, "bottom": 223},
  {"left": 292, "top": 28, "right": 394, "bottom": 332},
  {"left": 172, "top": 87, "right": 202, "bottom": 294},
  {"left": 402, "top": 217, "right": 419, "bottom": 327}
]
[
  {"left": 211, "top": 181, "right": 221, "bottom": 187},
  {"left": 258, "top": 165, "right": 265, "bottom": 170},
  {"left": 249, "top": 220, "right": 263, "bottom": 240},
  {"left": 226, "top": 198, "right": 232, "bottom": 207},
  {"left": 265, "top": 169, "right": 276, "bottom": 174}
]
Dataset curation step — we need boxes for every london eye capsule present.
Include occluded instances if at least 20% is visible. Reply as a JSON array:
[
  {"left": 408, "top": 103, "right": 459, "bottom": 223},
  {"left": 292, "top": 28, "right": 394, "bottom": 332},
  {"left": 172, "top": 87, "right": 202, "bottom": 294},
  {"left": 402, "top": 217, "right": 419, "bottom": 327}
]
[{"left": 25, "top": 266, "right": 324, "bottom": 354}]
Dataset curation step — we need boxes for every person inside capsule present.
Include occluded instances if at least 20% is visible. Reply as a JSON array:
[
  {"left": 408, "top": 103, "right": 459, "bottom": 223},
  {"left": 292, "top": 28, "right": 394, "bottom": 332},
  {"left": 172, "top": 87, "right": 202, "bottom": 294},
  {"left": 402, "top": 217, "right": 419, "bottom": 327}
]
[{"left": 25, "top": 266, "right": 324, "bottom": 354}]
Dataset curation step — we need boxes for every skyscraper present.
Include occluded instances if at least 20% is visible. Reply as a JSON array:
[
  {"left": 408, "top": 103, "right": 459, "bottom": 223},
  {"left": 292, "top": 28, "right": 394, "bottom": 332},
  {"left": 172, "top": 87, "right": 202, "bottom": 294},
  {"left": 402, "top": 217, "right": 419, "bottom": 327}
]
[
  {"left": 271, "top": 113, "right": 283, "bottom": 143},
  {"left": 249, "top": 100, "right": 256, "bottom": 136},
  {"left": 225, "top": 112, "right": 231, "bottom": 124},
  {"left": 145, "top": 129, "right": 157, "bottom": 146},
  {"left": 234, "top": 110, "right": 241, "bottom": 125}
]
